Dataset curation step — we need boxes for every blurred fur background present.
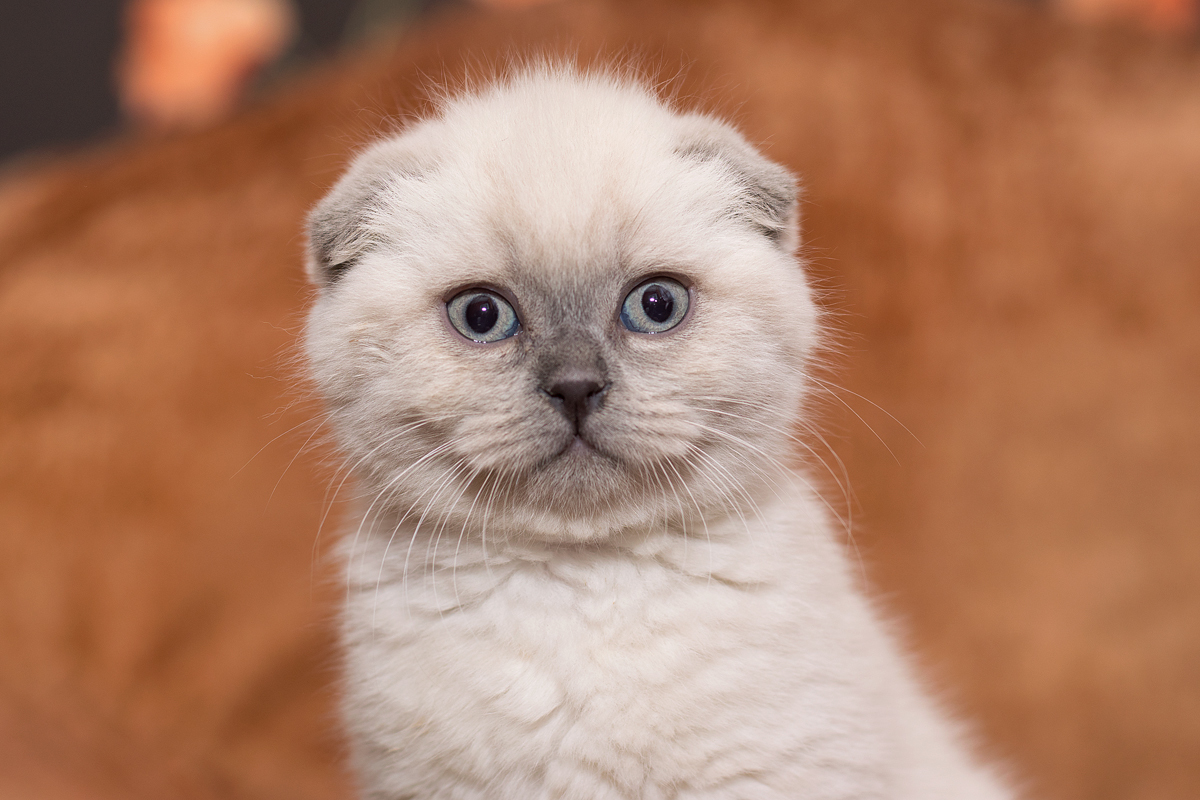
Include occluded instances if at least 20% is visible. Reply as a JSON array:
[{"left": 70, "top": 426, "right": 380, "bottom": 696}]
[{"left": 1, "top": 0, "right": 1198, "bottom": 798}]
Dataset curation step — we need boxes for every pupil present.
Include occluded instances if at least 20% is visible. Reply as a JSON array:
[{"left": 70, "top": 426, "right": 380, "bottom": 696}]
[
  {"left": 641, "top": 285, "right": 674, "bottom": 323},
  {"left": 466, "top": 295, "right": 499, "bottom": 333}
]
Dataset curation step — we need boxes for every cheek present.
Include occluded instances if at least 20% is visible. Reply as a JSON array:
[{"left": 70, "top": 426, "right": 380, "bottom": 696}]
[
  {"left": 444, "top": 362, "right": 569, "bottom": 470},
  {"left": 308, "top": 286, "right": 442, "bottom": 415},
  {"left": 706, "top": 280, "right": 813, "bottom": 369},
  {"left": 606, "top": 301, "right": 810, "bottom": 454},
  {"left": 397, "top": 333, "right": 537, "bottom": 421}
]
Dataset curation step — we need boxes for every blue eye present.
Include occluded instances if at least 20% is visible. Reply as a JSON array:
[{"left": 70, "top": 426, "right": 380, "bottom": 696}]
[
  {"left": 447, "top": 290, "right": 520, "bottom": 343},
  {"left": 620, "top": 278, "right": 689, "bottom": 334}
]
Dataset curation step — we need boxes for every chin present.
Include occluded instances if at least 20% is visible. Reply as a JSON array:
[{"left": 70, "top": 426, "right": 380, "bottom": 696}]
[{"left": 511, "top": 446, "right": 660, "bottom": 542}]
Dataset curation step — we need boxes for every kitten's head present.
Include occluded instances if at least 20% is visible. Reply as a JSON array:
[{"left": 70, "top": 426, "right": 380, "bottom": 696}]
[{"left": 304, "top": 68, "right": 818, "bottom": 543}]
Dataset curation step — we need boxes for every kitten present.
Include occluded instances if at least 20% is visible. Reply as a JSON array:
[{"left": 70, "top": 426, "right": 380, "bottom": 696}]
[{"left": 303, "top": 67, "right": 1010, "bottom": 800}]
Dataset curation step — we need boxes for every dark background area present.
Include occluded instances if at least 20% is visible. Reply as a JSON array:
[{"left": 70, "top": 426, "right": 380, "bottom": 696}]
[
  {"left": 0, "top": 0, "right": 370, "bottom": 164},
  {"left": 1, "top": 2, "right": 127, "bottom": 163}
]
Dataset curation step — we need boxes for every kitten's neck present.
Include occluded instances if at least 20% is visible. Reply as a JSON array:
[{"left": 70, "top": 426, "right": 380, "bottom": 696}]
[{"left": 343, "top": 471, "right": 833, "bottom": 601}]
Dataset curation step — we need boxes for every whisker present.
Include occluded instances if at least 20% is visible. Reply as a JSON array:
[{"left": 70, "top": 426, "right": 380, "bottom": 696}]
[
  {"left": 691, "top": 403, "right": 851, "bottom": 505},
  {"left": 451, "top": 466, "right": 494, "bottom": 613},
  {"left": 685, "top": 443, "right": 765, "bottom": 535},
  {"left": 231, "top": 412, "right": 328, "bottom": 480},
  {"left": 685, "top": 420, "right": 845, "bottom": 528},
  {"left": 350, "top": 439, "right": 457, "bottom": 609},
  {"left": 660, "top": 457, "right": 712, "bottom": 583},
  {"left": 426, "top": 460, "right": 478, "bottom": 622},
  {"left": 313, "top": 417, "right": 455, "bottom": 595},
  {"left": 807, "top": 375, "right": 922, "bottom": 446},
  {"left": 389, "top": 455, "right": 469, "bottom": 626}
]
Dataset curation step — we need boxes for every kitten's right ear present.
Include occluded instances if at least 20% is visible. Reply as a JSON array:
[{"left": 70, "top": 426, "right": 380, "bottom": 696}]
[{"left": 305, "top": 138, "right": 423, "bottom": 288}]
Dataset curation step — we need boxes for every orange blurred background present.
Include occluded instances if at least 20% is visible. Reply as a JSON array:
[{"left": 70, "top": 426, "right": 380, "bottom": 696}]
[
  {"left": 1, "top": 1, "right": 1199, "bottom": 799},
  {"left": 117, "top": 0, "right": 1196, "bottom": 131}
]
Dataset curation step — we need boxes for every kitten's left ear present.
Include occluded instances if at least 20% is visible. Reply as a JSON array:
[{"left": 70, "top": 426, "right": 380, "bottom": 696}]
[{"left": 675, "top": 113, "right": 800, "bottom": 252}]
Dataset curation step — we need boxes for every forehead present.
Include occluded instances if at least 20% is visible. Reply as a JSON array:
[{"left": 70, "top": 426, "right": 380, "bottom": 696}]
[
  {"left": 406, "top": 129, "right": 728, "bottom": 300},
  {"left": 365, "top": 75, "right": 759, "bottom": 316}
]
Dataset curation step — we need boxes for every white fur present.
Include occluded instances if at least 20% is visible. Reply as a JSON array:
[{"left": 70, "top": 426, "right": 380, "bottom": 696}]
[{"left": 304, "top": 67, "right": 1011, "bottom": 800}]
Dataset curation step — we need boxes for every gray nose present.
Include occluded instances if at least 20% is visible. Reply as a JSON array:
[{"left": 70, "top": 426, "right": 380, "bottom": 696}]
[{"left": 543, "top": 371, "right": 608, "bottom": 428}]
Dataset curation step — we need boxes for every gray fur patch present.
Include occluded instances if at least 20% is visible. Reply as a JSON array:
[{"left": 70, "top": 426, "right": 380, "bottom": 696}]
[{"left": 306, "top": 140, "right": 427, "bottom": 287}]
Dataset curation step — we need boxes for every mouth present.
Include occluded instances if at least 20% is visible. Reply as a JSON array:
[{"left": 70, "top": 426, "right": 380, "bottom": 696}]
[
  {"left": 540, "top": 432, "right": 619, "bottom": 469},
  {"left": 558, "top": 433, "right": 595, "bottom": 458}
]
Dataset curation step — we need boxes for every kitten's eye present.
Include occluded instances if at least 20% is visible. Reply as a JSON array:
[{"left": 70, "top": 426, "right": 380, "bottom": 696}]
[
  {"left": 447, "top": 290, "right": 520, "bottom": 343},
  {"left": 620, "top": 278, "right": 689, "bottom": 334}
]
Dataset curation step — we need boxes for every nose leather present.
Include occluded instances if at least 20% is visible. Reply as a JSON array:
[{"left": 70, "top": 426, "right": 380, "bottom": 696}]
[{"left": 543, "top": 371, "right": 608, "bottom": 428}]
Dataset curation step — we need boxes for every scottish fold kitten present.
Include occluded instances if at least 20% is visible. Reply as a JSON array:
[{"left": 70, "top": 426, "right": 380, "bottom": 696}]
[{"left": 303, "top": 67, "right": 1010, "bottom": 800}]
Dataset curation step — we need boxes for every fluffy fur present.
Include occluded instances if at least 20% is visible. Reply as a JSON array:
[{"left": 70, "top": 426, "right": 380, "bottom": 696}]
[{"left": 304, "top": 68, "right": 1010, "bottom": 800}]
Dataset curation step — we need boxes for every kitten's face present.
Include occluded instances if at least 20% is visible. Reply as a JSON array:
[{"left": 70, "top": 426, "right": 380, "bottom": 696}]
[{"left": 305, "top": 72, "right": 818, "bottom": 542}]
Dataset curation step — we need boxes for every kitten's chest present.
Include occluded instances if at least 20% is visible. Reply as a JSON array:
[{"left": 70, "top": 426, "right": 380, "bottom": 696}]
[
  {"left": 374, "top": 549, "right": 779, "bottom": 681},
  {"left": 342, "top": 525, "right": 892, "bottom": 797},
  {"left": 349, "top": 543, "right": 799, "bottom": 737}
]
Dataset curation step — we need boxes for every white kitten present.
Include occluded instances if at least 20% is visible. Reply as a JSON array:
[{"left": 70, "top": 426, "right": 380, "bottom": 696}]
[{"left": 304, "top": 66, "right": 1011, "bottom": 800}]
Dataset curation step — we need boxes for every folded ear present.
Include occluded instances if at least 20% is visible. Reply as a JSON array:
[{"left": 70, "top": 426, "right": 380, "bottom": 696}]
[
  {"left": 305, "top": 138, "right": 424, "bottom": 288},
  {"left": 675, "top": 113, "right": 800, "bottom": 252}
]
